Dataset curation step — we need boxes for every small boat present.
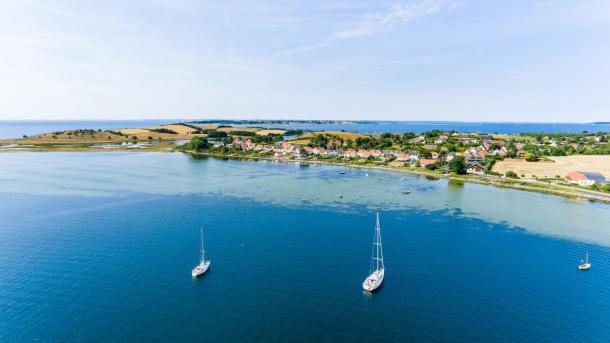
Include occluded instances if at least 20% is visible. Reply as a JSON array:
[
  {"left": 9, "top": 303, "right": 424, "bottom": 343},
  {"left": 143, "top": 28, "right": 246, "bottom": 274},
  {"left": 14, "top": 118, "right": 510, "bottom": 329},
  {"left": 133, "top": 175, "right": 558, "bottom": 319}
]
[
  {"left": 192, "top": 227, "right": 211, "bottom": 277},
  {"left": 400, "top": 177, "right": 406, "bottom": 181},
  {"left": 363, "top": 212, "right": 385, "bottom": 292},
  {"left": 365, "top": 173, "right": 369, "bottom": 177},
  {"left": 578, "top": 252, "right": 591, "bottom": 271},
  {"left": 340, "top": 171, "right": 347, "bottom": 175},
  {"left": 401, "top": 191, "right": 410, "bottom": 195},
  {"left": 338, "top": 195, "right": 343, "bottom": 198}
]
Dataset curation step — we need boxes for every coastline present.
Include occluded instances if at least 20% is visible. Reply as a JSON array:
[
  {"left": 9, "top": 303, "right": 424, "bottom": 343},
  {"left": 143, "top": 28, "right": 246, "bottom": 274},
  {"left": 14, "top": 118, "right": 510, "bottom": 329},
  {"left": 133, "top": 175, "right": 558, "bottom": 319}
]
[
  {"left": 184, "top": 150, "right": 610, "bottom": 204},
  {"left": 2, "top": 145, "right": 610, "bottom": 204}
]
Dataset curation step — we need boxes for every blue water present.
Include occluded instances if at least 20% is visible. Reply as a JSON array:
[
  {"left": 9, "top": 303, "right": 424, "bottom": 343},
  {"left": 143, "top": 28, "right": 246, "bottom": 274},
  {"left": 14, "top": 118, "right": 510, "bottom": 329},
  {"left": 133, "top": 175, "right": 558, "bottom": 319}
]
[
  {"left": 0, "top": 120, "right": 175, "bottom": 139},
  {"left": 1, "top": 152, "right": 610, "bottom": 342},
  {"left": 239, "top": 121, "right": 610, "bottom": 135},
  {"left": 2, "top": 120, "right": 610, "bottom": 139}
]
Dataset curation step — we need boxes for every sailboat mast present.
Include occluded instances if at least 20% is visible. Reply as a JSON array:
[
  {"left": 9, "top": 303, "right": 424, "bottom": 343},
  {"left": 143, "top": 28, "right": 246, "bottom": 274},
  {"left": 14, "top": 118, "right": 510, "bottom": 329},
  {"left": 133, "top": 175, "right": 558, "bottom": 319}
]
[
  {"left": 377, "top": 212, "right": 384, "bottom": 269},
  {"left": 200, "top": 226, "right": 205, "bottom": 262}
]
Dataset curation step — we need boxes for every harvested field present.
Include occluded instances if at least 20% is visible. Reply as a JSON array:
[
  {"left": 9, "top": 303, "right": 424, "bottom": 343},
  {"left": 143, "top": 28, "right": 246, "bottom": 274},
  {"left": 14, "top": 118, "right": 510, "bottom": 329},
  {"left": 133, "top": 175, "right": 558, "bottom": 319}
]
[{"left": 493, "top": 156, "right": 610, "bottom": 179}]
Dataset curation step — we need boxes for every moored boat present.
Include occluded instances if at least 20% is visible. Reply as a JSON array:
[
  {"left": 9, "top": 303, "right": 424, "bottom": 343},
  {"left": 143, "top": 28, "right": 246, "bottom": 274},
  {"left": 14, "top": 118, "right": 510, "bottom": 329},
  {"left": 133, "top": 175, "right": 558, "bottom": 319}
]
[
  {"left": 363, "top": 212, "right": 385, "bottom": 292},
  {"left": 578, "top": 252, "right": 591, "bottom": 271},
  {"left": 192, "top": 227, "right": 211, "bottom": 277}
]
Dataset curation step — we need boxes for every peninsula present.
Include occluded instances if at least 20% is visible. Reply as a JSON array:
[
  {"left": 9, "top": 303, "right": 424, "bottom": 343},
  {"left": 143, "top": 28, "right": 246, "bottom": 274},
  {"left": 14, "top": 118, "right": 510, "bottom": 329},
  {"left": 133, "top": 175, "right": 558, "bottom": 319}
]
[{"left": 2, "top": 122, "right": 610, "bottom": 203}]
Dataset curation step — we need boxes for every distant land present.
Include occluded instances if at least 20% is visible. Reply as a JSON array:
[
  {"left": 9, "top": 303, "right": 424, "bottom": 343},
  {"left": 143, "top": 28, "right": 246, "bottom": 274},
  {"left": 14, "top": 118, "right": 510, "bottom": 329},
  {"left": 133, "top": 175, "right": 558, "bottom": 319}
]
[{"left": 1, "top": 120, "right": 610, "bottom": 204}]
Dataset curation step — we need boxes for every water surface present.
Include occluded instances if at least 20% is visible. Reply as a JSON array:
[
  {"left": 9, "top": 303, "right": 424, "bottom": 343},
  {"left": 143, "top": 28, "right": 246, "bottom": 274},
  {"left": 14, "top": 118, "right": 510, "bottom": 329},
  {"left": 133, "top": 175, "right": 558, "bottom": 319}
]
[{"left": 1, "top": 152, "right": 609, "bottom": 342}]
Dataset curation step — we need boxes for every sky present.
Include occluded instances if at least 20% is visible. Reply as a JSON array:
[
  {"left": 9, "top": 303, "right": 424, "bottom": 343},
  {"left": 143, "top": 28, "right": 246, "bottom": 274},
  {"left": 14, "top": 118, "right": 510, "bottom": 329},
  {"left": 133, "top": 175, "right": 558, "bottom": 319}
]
[{"left": 0, "top": 0, "right": 609, "bottom": 122}]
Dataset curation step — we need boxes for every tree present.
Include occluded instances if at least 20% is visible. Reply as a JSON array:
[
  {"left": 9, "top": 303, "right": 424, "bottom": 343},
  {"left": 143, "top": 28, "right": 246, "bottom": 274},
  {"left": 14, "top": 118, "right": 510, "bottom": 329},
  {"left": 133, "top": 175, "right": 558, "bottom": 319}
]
[
  {"left": 448, "top": 156, "right": 467, "bottom": 175},
  {"left": 207, "top": 130, "right": 227, "bottom": 138},
  {"left": 185, "top": 137, "right": 210, "bottom": 151}
]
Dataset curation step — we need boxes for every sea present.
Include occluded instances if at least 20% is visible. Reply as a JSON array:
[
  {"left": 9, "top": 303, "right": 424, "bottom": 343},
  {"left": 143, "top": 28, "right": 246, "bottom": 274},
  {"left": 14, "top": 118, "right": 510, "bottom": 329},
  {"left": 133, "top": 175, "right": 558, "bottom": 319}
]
[
  {"left": 1, "top": 152, "right": 610, "bottom": 342},
  {"left": 1, "top": 120, "right": 610, "bottom": 139}
]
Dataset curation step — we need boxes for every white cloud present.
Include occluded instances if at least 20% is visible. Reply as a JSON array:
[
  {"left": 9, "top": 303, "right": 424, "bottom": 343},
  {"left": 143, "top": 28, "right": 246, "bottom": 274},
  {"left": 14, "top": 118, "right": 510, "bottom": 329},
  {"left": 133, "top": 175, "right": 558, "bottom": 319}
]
[{"left": 275, "top": 0, "right": 457, "bottom": 58}]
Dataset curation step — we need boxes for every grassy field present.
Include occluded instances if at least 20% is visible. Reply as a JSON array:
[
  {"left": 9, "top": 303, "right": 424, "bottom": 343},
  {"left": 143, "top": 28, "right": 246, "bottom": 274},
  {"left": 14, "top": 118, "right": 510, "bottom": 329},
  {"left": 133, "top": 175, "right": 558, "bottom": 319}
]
[{"left": 493, "top": 156, "right": 610, "bottom": 179}]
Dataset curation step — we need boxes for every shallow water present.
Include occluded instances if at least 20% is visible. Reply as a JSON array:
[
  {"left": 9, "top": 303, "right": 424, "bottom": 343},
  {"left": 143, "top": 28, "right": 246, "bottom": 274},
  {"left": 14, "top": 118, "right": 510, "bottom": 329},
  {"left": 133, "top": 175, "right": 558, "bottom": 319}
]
[{"left": 1, "top": 152, "right": 609, "bottom": 342}]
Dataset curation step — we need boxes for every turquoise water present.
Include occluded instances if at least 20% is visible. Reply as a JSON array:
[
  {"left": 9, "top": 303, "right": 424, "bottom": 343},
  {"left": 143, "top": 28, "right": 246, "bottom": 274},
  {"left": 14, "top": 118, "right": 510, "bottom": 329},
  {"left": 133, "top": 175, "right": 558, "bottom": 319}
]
[{"left": 1, "top": 152, "right": 610, "bottom": 342}]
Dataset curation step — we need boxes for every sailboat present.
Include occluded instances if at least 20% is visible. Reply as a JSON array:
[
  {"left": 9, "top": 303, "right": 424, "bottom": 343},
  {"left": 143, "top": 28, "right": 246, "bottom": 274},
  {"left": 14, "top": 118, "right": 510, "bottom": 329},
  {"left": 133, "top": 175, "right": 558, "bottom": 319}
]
[
  {"left": 578, "top": 252, "right": 591, "bottom": 271},
  {"left": 192, "top": 227, "right": 211, "bottom": 277},
  {"left": 363, "top": 212, "right": 384, "bottom": 292}
]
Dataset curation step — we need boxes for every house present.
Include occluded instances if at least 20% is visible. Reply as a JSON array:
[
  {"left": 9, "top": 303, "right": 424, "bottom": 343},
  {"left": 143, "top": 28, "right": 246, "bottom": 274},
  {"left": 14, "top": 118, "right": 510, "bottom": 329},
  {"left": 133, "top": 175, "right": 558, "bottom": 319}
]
[
  {"left": 408, "top": 151, "right": 420, "bottom": 161},
  {"left": 395, "top": 153, "right": 410, "bottom": 162},
  {"left": 419, "top": 159, "right": 437, "bottom": 168},
  {"left": 281, "top": 142, "right": 296, "bottom": 153},
  {"left": 302, "top": 146, "right": 314, "bottom": 155},
  {"left": 343, "top": 149, "right": 357, "bottom": 159},
  {"left": 434, "top": 135, "right": 449, "bottom": 144},
  {"left": 479, "top": 134, "right": 492, "bottom": 144},
  {"left": 409, "top": 136, "right": 425, "bottom": 143},
  {"left": 516, "top": 150, "right": 527, "bottom": 158},
  {"left": 566, "top": 171, "right": 608, "bottom": 186},
  {"left": 467, "top": 163, "right": 485, "bottom": 175}
]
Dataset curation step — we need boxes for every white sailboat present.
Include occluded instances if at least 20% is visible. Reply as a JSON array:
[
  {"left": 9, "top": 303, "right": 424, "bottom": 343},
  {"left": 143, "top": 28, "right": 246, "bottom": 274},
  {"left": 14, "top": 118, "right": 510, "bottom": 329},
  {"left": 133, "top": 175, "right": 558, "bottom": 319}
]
[
  {"left": 363, "top": 212, "right": 384, "bottom": 292},
  {"left": 578, "top": 252, "right": 591, "bottom": 271},
  {"left": 192, "top": 227, "right": 211, "bottom": 277}
]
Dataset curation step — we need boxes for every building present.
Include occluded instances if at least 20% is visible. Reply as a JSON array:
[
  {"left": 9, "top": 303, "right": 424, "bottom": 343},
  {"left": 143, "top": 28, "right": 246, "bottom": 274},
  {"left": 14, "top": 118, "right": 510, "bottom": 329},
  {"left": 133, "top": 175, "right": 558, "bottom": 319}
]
[
  {"left": 566, "top": 171, "right": 608, "bottom": 186},
  {"left": 467, "top": 163, "right": 485, "bottom": 175},
  {"left": 419, "top": 159, "right": 437, "bottom": 168},
  {"left": 395, "top": 153, "right": 410, "bottom": 162}
]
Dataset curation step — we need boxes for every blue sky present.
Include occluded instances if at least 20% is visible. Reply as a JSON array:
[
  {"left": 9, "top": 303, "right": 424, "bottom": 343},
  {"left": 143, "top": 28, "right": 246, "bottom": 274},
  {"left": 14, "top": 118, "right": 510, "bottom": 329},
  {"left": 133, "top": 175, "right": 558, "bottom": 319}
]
[{"left": 0, "top": 0, "right": 609, "bottom": 121}]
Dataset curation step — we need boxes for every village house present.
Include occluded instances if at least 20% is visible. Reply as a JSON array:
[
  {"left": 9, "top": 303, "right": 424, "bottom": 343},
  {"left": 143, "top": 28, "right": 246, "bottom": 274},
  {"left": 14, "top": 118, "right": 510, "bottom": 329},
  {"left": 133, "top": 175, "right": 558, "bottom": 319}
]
[
  {"left": 565, "top": 171, "right": 608, "bottom": 186},
  {"left": 419, "top": 159, "right": 437, "bottom": 168},
  {"left": 343, "top": 149, "right": 357, "bottom": 159},
  {"left": 434, "top": 135, "right": 449, "bottom": 144},
  {"left": 395, "top": 153, "right": 410, "bottom": 162},
  {"left": 301, "top": 146, "right": 314, "bottom": 155},
  {"left": 407, "top": 151, "right": 419, "bottom": 161},
  {"left": 409, "top": 136, "right": 425, "bottom": 144},
  {"left": 467, "top": 163, "right": 485, "bottom": 175}
]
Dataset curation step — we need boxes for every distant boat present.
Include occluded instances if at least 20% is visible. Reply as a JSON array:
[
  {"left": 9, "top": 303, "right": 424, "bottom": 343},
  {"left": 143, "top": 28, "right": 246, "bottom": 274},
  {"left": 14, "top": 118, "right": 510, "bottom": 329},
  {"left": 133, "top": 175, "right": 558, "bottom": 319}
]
[
  {"left": 192, "top": 227, "right": 211, "bottom": 278},
  {"left": 338, "top": 195, "right": 343, "bottom": 198},
  {"left": 578, "top": 252, "right": 591, "bottom": 271},
  {"left": 363, "top": 212, "right": 384, "bottom": 292},
  {"left": 340, "top": 171, "right": 347, "bottom": 175},
  {"left": 400, "top": 177, "right": 406, "bottom": 181},
  {"left": 401, "top": 191, "right": 410, "bottom": 195}
]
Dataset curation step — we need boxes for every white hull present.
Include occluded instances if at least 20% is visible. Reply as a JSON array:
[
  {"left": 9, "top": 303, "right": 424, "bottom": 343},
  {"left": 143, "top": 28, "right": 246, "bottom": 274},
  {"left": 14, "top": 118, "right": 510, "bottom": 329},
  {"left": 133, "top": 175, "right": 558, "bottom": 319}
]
[
  {"left": 192, "top": 260, "right": 211, "bottom": 277},
  {"left": 578, "top": 263, "right": 591, "bottom": 271},
  {"left": 363, "top": 269, "right": 384, "bottom": 291}
]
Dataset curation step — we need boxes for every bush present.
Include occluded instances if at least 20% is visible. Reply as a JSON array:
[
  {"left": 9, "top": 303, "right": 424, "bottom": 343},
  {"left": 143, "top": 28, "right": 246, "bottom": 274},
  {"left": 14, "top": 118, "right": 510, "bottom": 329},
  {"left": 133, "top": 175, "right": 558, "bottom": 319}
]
[
  {"left": 524, "top": 153, "right": 539, "bottom": 162},
  {"left": 506, "top": 171, "right": 519, "bottom": 179}
]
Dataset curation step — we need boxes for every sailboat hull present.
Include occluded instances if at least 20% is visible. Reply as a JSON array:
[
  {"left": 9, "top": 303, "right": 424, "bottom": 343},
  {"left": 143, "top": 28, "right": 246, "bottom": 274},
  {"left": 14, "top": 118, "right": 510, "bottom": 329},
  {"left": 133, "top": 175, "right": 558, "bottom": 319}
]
[
  {"left": 363, "top": 269, "right": 384, "bottom": 291},
  {"left": 192, "top": 261, "right": 211, "bottom": 277}
]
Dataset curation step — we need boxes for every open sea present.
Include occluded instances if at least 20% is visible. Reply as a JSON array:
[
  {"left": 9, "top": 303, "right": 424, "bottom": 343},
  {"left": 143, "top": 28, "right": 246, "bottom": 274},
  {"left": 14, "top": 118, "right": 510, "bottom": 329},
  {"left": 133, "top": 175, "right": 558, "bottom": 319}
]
[
  {"left": 1, "top": 120, "right": 610, "bottom": 139},
  {"left": 1, "top": 152, "right": 610, "bottom": 342}
]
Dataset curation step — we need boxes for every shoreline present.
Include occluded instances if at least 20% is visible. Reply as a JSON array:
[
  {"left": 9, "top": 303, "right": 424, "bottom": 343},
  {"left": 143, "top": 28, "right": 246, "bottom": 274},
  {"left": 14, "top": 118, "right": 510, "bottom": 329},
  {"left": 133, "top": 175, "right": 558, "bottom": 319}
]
[
  {"left": 184, "top": 150, "right": 610, "bottom": 204},
  {"left": 2, "top": 145, "right": 610, "bottom": 204}
]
